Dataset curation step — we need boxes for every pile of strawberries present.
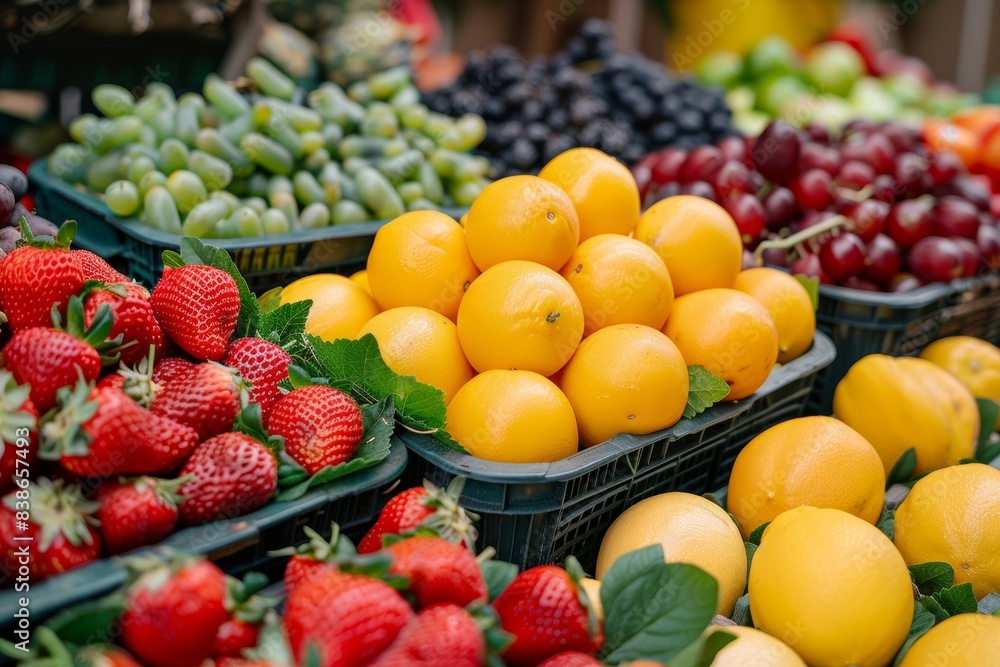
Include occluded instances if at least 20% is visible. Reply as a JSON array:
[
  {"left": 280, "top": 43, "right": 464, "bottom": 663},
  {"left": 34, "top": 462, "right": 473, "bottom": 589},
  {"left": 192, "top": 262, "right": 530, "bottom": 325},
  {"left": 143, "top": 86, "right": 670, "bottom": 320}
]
[{"left": 0, "top": 221, "right": 368, "bottom": 586}]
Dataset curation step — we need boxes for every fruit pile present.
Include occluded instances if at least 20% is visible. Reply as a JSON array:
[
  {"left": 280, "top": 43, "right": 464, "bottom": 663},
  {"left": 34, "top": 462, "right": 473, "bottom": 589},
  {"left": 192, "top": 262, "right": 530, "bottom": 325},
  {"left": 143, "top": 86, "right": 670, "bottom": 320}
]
[
  {"left": 277, "top": 146, "right": 816, "bottom": 463},
  {"left": 635, "top": 119, "right": 1000, "bottom": 291},
  {"left": 47, "top": 61, "right": 490, "bottom": 238},
  {"left": 422, "top": 19, "right": 732, "bottom": 176}
]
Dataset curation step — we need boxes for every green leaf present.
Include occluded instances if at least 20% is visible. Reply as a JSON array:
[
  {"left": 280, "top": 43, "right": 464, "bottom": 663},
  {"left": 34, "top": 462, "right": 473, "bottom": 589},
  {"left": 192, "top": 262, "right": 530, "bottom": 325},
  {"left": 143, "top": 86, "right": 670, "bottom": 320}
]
[
  {"left": 747, "top": 522, "right": 769, "bottom": 546},
  {"left": 599, "top": 545, "right": 718, "bottom": 663},
  {"left": 258, "top": 286, "right": 285, "bottom": 315},
  {"left": 666, "top": 630, "right": 737, "bottom": 667},
  {"left": 481, "top": 559, "right": 518, "bottom": 602},
  {"left": 794, "top": 274, "right": 820, "bottom": 311},
  {"left": 257, "top": 300, "right": 312, "bottom": 358},
  {"left": 931, "top": 583, "right": 978, "bottom": 616},
  {"left": 919, "top": 595, "right": 950, "bottom": 624},
  {"left": 892, "top": 602, "right": 937, "bottom": 667},
  {"left": 178, "top": 237, "right": 260, "bottom": 338},
  {"left": 887, "top": 448, "right": 917, "bottom": 487},
  {"left": 683, "top": 365, "right": 731, "bottom": 419},
  {"left": 275, "top": 396, "right": 395, "bottom": 501},
  {"left": 978, "top": 592, "right": 1000, "bottom": 615},
  {"left": 731, "top": 594, "right": 752, "bottom": 627},
  {"left": 42, "top": 593, "right": 127, "bottom": 648},
  {"left": 744, "top": 542, "right": 757, "bottom": 578},
  {"left": 162, "top": 250, "right": 184, "bottom": 269},
  {"left": 975, "top": 398, "right": 999, "bottom": 459},
  {"left": 878, "top": 507, "right": 895, "bottom": 541},
  {"left": 908, "top": 562, "right": 954, "bottom": 596}
]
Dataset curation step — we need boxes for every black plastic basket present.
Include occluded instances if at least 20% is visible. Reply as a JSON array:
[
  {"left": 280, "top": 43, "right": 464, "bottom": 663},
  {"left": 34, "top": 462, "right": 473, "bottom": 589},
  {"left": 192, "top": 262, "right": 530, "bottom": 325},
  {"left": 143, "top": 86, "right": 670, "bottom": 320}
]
[
  {"left": 29, "top": 159, "right": 466, "bottom": 294},
  {"left": 810, "top": 274, "right": 1000, "bottom": 414},
  {"left": 402, "top": 333, "right": 835, "bottom": 571},
  {"left": 0, "top": 443, "right": 407, "bottom": 629}
]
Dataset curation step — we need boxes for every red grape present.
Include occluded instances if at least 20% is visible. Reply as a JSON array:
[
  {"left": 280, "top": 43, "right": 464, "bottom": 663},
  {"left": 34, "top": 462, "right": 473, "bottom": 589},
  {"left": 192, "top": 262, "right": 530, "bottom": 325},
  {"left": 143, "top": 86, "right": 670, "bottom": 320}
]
[
  {"left": 761, "top": 246, "right": 789, "bottom": 268},
  {"left": 908, "top": 236, "right": 965, "bottom": 283},
  {"left": 937, "top": 176, "right": 990, "bottom": 211},
  {"left": 848, "top": 199, "right": 889, "bottom": 242},
  {"left": 651, "top": 148, "right": 687, "bottom": 184},
  {"left": 878, "top": 124, "right": 919, "bottom": 154},
  {"left": 819, "top": 232, "right": 866, "bottom": 281},
  {"left": 837, "top": 161, "right": 876, "bottom": 191},
  {"left": 977, "top": 223, "right": 1000, "bottom": 271},
  {"left": 713, "top": 160, "right": 755, "bottom": 201},
  {"left": 724, "top": 193, "right": 767, "bottom": 243},
  {"left": 894, "top": 152, "right": 931, "bottom": 196},
  {"left": 841, "top": 276, "right": 882, "bottom": 291},
  {"left": 717, "top": 135, "right": 748, "bottom": 163},
  {"left": 682, "top": 180, "right": 716, "bottom": 201},
  {"left": 930, "top": 195, "right": 980, "bottom": 240},
  {"left": 798, "top": 143, "right": 840, "bottom": 175},
  {"left": 763, "top": 186, "right": 798, "bottom": 232},
  {"left": 804, "top": 124, "right": 831, "bottom": 145},
  {"left": 886, "top": 199, "right": 933, "bottom": 248},
  {"left": 752, "top": 120, "right": 801, "bottom": 184},
  {"left": 870, "top": 174, "right": 898, "bottom": 204},
  {"left": 790, "top": 169, "right": 834, "bottom": 211},
  {"left": 927, "top": 151, "right": 963, "bottom": 186},
  {"left": 990, "top": 194, "right": 1000, "bottom": 220},
  {"left": 653, "top": 181, "right": 683, "bottom": 202},
  {"left": 892, "top": 273, "right": 923, "bottom": 292},
  {"left": 953, "top": 237, "right": 981, "bottom": 277},
  {"left": 789, "top": 252, "right": 832, "bottom": 284},
  {"left": 843, "top": 118, "right": 877, "bottom": 137},
  {"left": 842, "top": 134, "right": 896, "bottom": 174},
  {"left": 862, "top": 233, "right": 902, "bottom": 285},
  {"left": 679, "top": 146, "right": 725, "bottom": 184}
]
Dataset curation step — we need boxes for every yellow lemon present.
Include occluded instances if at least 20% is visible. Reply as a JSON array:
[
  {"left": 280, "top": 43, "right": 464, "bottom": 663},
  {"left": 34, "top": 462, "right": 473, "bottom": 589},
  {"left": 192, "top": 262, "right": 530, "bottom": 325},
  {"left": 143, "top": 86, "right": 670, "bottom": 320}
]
[
  {"left": 733, "top": 267, "right": 816, "bottom": 364},
  {"left": 920, "top": 336, "right": 1000, "bottom": 430},
  {"left": 349, "top": 270, "right": 374, "bottom": 298},
  {"left": 710, "top": 626, "right": 807, "bottom": 667},
  {"left": 898, "top": 613, "right": 1000, "bottom": 667},
  {"left": 280, "top": 274, "right": 378, "bottom": 341}
]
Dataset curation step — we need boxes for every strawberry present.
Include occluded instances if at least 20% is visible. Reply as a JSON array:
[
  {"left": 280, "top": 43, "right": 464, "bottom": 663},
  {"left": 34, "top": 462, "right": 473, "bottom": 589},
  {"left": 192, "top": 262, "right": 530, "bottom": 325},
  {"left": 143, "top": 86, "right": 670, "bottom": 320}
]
[
  {"left": 0, "top": 370, "right": 38, "bottom": 494},
  {"left": 538, "top": 653, "right": 605, "bottom": 667},
  {"left": 211, "top": 618, "right": 260, "bottom": 658},
  {"left": 151, "top": 362, "right": 244, "bottom": 441},
  {"left": 385, "top": 536, "right": 487, "bottom": 609},
  {"left": 493, "top": 559, "right": 604, "bottom": 666},
  {"left": 72, "top": 248, "right": 131, "bottom": 284},
  {"left": 0, "top": 478, "right": 100, "bottom": 585},
  {"left": 93, "top": 476, "right": 186, "bottom": 555},
  {"left": 76, "top": 645, "right": 145, "bottom": 667},
  {"left": 121, "top": 558, "right": 230, "bottom": 667},
  {"left": 150, "top": 264, "right": 240, "bottom": 361},
  {"left": 267, "top": 385, "right": 363, "bottom": 476},
  {"left": 153, "top": 357, "right": 196, "bottom": 386},
  {"left": 284, "top": 569, "right": 414, "bottom": 667},
  {"left": 211, "top": 573, "right": 279, "bottom": 658},
  {"left": 223, "top": 338, "right": 291, "bottom": 425},
  {"left": 279, "top": 524, "right": 355, "bottom": 594},
  {"left": 84, "top": 283, "right": 164, "bottom": 366},
  {"left": 214, "top": 661, "right": 282, "bottom": 667},
  {"left": 0, "top": 221, "right": 83, "bottom": 331},
  {"left": 358, "top": 478, "right": 479, "bottom": 554},
  {"left": 177, "top": 433, "right": 277, "bottom": 525},
  {"left": 368, "top": 604, "right": 485, "bottom": 667},
  {"left": 40, "top": 380, "right": 200, "bottom": 478}
]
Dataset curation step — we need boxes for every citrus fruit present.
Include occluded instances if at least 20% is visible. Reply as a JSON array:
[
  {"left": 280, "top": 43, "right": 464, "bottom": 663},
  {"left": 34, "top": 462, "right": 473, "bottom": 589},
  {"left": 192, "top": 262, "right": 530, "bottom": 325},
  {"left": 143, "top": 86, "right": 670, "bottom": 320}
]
[
  {"left": 349, "top": 270, "right": 374, "bottom": 298},
  {"left": 894, "top": 463, "right": 1000, "bottom": 599},
  {"left": 663, "top": 288, "right": 778, "bottom": 401},
  {"left": 357, "top": 307, "right": 475, "bottom": 404},
  {"left": 538, "top": 147, "right": 640, "bottom": 241},
  {"left": 365, "top": 210, "right": 480, "bottom": 322},
  {"left": 596, "top": 492, "right": 746, "bottom": 616},
  {"left": 833, "top": 354, "right": 979, "bottom": 475},
  {"left": 579, "top": 578, "right": 603, "bottom": 622},
  {"left": 279, "top": 274, "right": 378, "bottom": 341},
  {"left": 898, "top": 613, "right": 1000, "bottom": 667},
  {"left": 727, "top": 416, "right": 885, "bottom": 539},
  {"left": 445, "top": 369, "right": 578, "bottom": 463},
  {"left": 732, "top": 268, "right": 815, "bottom": 364},
  {"left": 710, "top": 626, "right": 806, "bottom": 667},
  {"left": 560, "top": 234, "right": 674, "bottom": 337},
  {"left": 749, "top": 506, "right": 913, "bottom": 667},
  {"left": 920, "top": 336, "right": 1000, "bottom": 429},
  {"left": 457, "top": 260, "right": 584, "bottom": 376},
  {"left": 635, "top": 195, "right": 742, "bottom": 296},
  {"left": 464, "top": 175, "right": 580, "bottom": 272},
  {"left": 558, "top": 325, "right": 688, "bottom": 447}
]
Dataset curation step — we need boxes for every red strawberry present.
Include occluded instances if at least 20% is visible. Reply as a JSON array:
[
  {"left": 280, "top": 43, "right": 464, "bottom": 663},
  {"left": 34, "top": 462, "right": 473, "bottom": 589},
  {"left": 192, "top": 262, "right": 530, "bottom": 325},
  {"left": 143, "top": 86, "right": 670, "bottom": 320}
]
[
  {"left": 76, "top": 645, "right": 145, "bottom": 667},
  {"left": 151, "top": 362, "right": 244, "bottom": 441},
  {"left": 93, "top": 476, "right": 185, "bottom": 555},
  {"left": 177, "top": 433, "right": 277, "bottom": 525},
  {"left": 385, "top": 536, "right": 487, "bottom": 609},
  {"left": 538, "top": 653, "right": 605, "bottom": 667},
  {"left": 223, "top": 338, "right": 291, "bottom": 425},
  {"left": 211, "top": 618, "right": 260, "bottom": 658},
  {"left": 267, "top": 385, "right": 363, "bottom": 476},
  {"left": 0, "top": 221, "right": 83, "bottom": 331},
  {"left": 40, "top": 380, "right": 200, "bottom": 478},
  {"left": 358, "top": 478, "right": 479, "bottom": 554},
  {"left": 122, "top": 559, "right": 230, "bottom": 667},
  {"left": 0, "top": 478, "right": 100, "bottom": 585},
  {"left": 84, "top": 283, "right": 164, "bottom": 366},
  {"left": 72, "top": 249, "right": 131, "bottom": 284},
  {"left": 281, "top": 524, "right": 353, "bottom": 594},
  {"left": 493, "top": 559, "right": 603, "bottom": 666},
  {"left": 215, "top": 661, "right": 281, "bottom": 667},
  {"left": 0, "top": 371, "right": 38, "bottom": 494},
  {"left": 368, "top": 603, "right": 485, "bottom": 667},
  {"left": 153, "top": 357, "right": 196, "bottom": 386},
  {"left": 96, "top": 373, "right": 127, "bottom": 391},
  {"left": 150, "top": 265, "right": 240, "bottom": 361},
  {"left": 284, "top": 569, "right": 414, "bottom": 667}
]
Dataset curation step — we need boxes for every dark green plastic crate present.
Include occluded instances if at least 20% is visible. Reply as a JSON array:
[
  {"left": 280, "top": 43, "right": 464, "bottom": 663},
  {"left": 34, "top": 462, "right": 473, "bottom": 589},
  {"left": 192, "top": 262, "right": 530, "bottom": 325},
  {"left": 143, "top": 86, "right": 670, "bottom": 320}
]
[
  {"left": 402, "top": 332, "right": 835, "bottom": 571},
  {"left": 0, "top": 443, "right": 407, "bottom": 629},
  {"left": 810, "top": 274, "right": 1000, "bottom": 414}
]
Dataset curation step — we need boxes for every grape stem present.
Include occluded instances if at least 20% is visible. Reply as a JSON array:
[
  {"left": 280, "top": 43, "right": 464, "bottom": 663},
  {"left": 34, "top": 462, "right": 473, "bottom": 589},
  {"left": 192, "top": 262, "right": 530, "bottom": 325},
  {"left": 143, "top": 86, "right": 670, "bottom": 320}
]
[{"left": 753, "top": 214, "right": 849, "bottom": 265}]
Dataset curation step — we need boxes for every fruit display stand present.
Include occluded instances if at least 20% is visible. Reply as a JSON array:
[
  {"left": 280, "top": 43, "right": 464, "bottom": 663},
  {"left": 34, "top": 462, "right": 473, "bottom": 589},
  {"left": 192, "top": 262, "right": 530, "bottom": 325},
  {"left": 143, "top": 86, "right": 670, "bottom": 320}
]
[
  {"left": 0, "top": 440, "right": 407, "bottom": 630},
  {"left": 402, "top": 332, "right": 834, "bottom": 571}
]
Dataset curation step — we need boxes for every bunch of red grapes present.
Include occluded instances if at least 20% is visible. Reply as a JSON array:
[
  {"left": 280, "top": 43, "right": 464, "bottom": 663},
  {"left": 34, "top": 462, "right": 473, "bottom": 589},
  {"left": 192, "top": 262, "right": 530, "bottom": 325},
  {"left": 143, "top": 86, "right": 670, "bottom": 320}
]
[{"left": 633, "top": 120, "right": 1000, "bottom": 292}]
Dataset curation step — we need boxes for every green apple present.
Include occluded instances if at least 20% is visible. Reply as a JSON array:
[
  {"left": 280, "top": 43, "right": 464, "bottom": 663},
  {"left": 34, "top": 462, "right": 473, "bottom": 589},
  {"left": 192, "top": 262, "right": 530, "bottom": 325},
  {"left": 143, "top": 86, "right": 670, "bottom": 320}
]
[
  {"left": 746, "top": 37, "right": 800, "bottom": 80},
  {"left": 883, "top": 72, "right": 928, "bottom": 106},
  {"left": 734, "top": 110, "right": 771, "bottom": 136},
  {"left": 849, "top": 77, "right": 900, "bottom": 122},
  {"left": 696, "top": 51, "right": 744, "bottom": 89},
  {"left": 806, "top": 42, "right": 864, "bottom": 97},
  {"left": 726, "top": 86, "right": 756, "bottom": 114},
  {"left": 758, "top": 75, "right": 809, "bottom": 115}
]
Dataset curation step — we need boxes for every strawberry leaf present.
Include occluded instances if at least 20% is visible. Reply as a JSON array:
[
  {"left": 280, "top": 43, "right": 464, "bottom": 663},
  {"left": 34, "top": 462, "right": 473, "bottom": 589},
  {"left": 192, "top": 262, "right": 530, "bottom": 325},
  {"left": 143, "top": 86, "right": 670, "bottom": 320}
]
[
  {"left": 931, "top": 583, "right": 977, "bottom": 616},
  {"left": 40, "top": 592, "right": 127, "bottom": 649},
  {"left": 794, "top": 274, "right": 820, "bottom": 311},
  {"left": 257, "top": 300, "right": 311, "bottom": 356},
  {"left": 664, "top": 629, "right": 736, "bottom": 667},
  {"left": 177, "top": 237, "right": 260, "bottom": 339},
  {"left": 975, "top": 398, "right": 1000, "bottom": 463},
  {"left": 887, "top": 448, "right": 917, "bottom": 487},
  {"left": 481, "top": 560, "right": 518, "bottom": 602},
  {"left": 918, "top": 595, "right": 950, "bottom": 623},
  {"left": 908, "top": 562, "right": 954, "bottom": 596},
  {"left": 891, "top": 602, "right": 937, "bottom": 667},
  {"left": 683, "top": 366, "right": 730, "bottom": 420},
  {"left": 746, "top": 522, "right": 769, "bottom": 546},
  {"left": 877, "top": 508, "right": 895, "bottom": 541}
]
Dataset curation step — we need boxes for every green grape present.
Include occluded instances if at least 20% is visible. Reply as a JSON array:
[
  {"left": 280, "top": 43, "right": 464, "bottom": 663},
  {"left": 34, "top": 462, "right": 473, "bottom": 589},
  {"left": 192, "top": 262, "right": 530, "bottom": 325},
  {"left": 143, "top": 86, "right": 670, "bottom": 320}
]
[
  {"left": 125, "top": 144, "right": 161, "bottom": 166},
  {"left": 105, "top": 180, "right": 141, "bottom": 217},
  {"left": 417, "top": 162, "right": 444, "bottom": 204},
  {"left": 262, "top": 116, "right": 304, "bottom": 160},
  {"left": 245, "top": 173, "right": 270, "bottom": 199},
  {"left": 441, "top": 114, "right": 488, "bottom": 152},
  {"left": 356, "top": 167, "right": 404, "bottom": 220},
  {"left": 242, "top": 196, "right": 268, "bottom": 215},
  {"left": 406, "top": 198, "right": 442, "bottom": 212},
  {"left": 347, "top": 80, "right": 373, "bottom": 104},
  {"left": 267, "top": 175, "right": 294, "bottom": 204},
  {"left": 300, "top": 131, "right": 325, "bottom": 155},
  {"left": 229, "top": 206, "right": 264, "bottom": 237},
  {"left": 165, "top": 170, "right": 208, "bottom": 215},
  {"left": 138, "top": 170, "right": 168, "bottom": 195},
  {"left": 85, "top": 117, "right": 144, "bottom": 153},
  {"left": 342, "top": 157, "right": 371, "bottom": 177},
  {"left": 204, "top": 74, "right": 250, "bottom": 121},
  {"left": 389, "top": 85, "right": 420, "bottom": 109},
  {"left": 299, "top": 202, "right": 330, "bottom": 229},
  {"left": 271, "top": 191, "right": 299, "bottom": 229},
  {"left": 196, "top": 128, "right": 253, "bottom": 178},
  {"left": 293, "top": 171, "right": 327, "bottom": 205},
  {"left": 127, "top": 155, "right": 157, "bottom": 184},
  {"left": 133, "top": 94, "right": 167, "bottom": 125},
  {"left": 92, "top": 84, "right": 135, "bottom": 118},
  {"left": 331, "top": 200, "right": 370, "bottom": 225},
  {"left": 182, "top": 198, "right": 230, "bottom": 237},
  {"left": 397, "top": 181, "right": 424, "bottom": 204},
  {"left": 69, "top": 114, "right": 98, "bottom": 144},
  {"left": 423, "top": 112, "right": 455, "bottom": 142},
  {"left": 268, "top": 100, "right": 322, "bottom": 133},
  {"left": 361, "top": 105, "right": 399, "bottom": 139},
  {"left": 398, "top": 105, "right": 429, "bottom": 130},
  {"left": 150, "top": 108, "right": 176, "bottom": 144},
  {"left": 377, "top": 150, "right": 423, "bottom": 183},
  {"left": 159, "top": 138, "right": 190, "bottom": 174},
  {"left": 138, "top": 125, "right": 158, "bottom": 148},
  {"left": 321, "top": 124, "right": 344, "bottom": 152},
  {"left": 49, "top": 144, "right": 92, "bottom": 184},
  {"left": 209, "top": 190, "right": 242, "bottom": 215},
  {"left": 369, "top": 67, "right": 410, "bottom": 100},
  {"left": 246, "top": 57, "right": 296, "bottom": 101},
  {"left": 304, "top": 148, "right": 331, "bottom": 172},
  {"left": 308, "top": 83, "right": 365, "bottom": 128},
  {"left": 86, "top": 151, "right": 123, "bottom": 191},
  {"left": 176, "top": 103, "right": 202, "bottom": 149},
  {"left": 240, "top": 133, "right": 294, "bottom": 176},
  {"left": 261, "top": 208, "right": 291, "bottom": 235},
  {"left": 117, "top": 155, "right": 133, "bottom": 179},
  {"left": 143, "top": 186, "right": 182, "bottom": 234},
  {"left": 450, "top": 180, "right": 485, "bottom": 207},
  {"left": 220, "top": 114, "right": 254, "bottom": 145},
  {"left": 188, "top": 151, "right": 234, "bottom": 192},
  {"left": 145, "top": 82, "right": 177, "bottom": 108}
]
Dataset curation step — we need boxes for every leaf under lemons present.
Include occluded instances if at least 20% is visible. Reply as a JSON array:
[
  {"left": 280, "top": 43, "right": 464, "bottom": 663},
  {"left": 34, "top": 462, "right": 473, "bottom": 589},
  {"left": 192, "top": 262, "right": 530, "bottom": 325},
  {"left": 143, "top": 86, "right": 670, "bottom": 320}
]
[
  {"left": 794, "top": 274, "right": 820, "bottom": 311},
  {"left": 684, "top": 365, "right": 730, "bottom": 419}
]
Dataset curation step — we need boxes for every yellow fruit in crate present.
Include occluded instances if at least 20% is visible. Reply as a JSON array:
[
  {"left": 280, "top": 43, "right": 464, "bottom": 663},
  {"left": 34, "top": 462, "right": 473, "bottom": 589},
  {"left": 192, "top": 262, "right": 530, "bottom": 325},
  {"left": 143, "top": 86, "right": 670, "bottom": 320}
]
[
  {"left": 357, "top": 307, "right": 474, "bottom": 404},
  {"left": 445, "top": 370, "right": 578, "bottom": 463},
  {"left": 560, "top": 235, "right": 674, "bottom": 337},
  {"left": 558, "top": 325, "right": 688, "bottom": 447},
  {"left": 833, "top": 355, "right": 979, "bottom": 475},
  {"left": 596, "top": 493, "right": 746, "bottom": 616},
  {"left": 894, "top": 463, "right": 1000, "bottom": 599},
  {"left": 920, "top": 336, "right": 1000, "bottom": 429},
  {"left": 578, "top": 578, "right": 603, "bottom": 621},
  {"left": 349, "top": 270, "right": 374, "bottom": 298},
  {"left": 732, "top": 268, "right": 815, "bottom": 364},
  {"left": 366, "top": 210, "right": 480, "bottom": 322},
  {"left": 749, "top": 507, "right": 912, "bottom": 667},
  {"left": 635, "top": 195, "right": 742, "bottom": 296},
  {"left": 280, "top": 274, "right": 378, "bottom": 341},
  {"left": 457, "top": 260, "right": 584, "bottom": 376},
  {"left": 464, "top": 175, "right": 580, "bottom": 272},
  {"left": 663, "top": 288, "right": 778, "bottom": 401},
  {"left": 727, "top": 416, "right": 885, "bottom": 539},
  {"left": 898, "top": 613, "right": 1000, "bottom": 667},
  {"left": 538, "top": 147, "right": 640, "bottom": 241},
  {"left": 709, "top": 626, "right": 806, "bottom": 667}
]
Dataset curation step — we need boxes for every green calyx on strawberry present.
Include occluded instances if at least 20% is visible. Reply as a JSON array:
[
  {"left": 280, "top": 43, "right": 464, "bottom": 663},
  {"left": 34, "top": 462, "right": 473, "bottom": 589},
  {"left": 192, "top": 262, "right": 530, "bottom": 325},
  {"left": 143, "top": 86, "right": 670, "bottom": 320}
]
[
  {"left": 52, "top": 295, "right": 129, "bottom": 367},
  {"left": 226, "top": 571, "right": 281, "bottom": 626},
  {"left": 107, "top": 345, "right": 162, "bottom": 408},
  {"left": 39, "top": 376, "right": 102, "bottom": 461},
  {"left": 4, "top": 477, "right": 100, "bottom": 552},
  {"left": 564, "top": 555, "right": 601, "bottom": 640},
  {"left": 1, "top": 370, "right": 36, "bottom": 444},
  {"left": 417, "top": 477, "right": 480, "bottom": 548}
]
